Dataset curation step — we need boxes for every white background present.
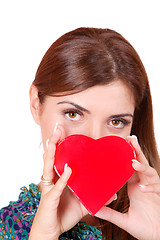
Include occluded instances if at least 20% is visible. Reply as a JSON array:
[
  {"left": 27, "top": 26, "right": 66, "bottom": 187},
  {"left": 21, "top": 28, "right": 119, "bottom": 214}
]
[{"left": 0, "top": 0, "right": 160, "bottom": 208}]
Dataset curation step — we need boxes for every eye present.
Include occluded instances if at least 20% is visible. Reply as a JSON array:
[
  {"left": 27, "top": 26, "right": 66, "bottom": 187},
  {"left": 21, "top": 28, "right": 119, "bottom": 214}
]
[
  {"left": 111, "top": 120, "right": 121, "bottom": 127},
  {"left": 65, "top": 110, "right": 82, "bottom": 121},
  {"left": 109, "top": 119, "right": 130, "bottom": 129}
]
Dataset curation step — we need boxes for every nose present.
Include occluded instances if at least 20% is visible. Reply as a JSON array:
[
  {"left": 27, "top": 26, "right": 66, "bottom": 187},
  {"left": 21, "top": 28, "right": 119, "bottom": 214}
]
[{"left": 87, "top": 121, "right": 105, "bottom": 139}]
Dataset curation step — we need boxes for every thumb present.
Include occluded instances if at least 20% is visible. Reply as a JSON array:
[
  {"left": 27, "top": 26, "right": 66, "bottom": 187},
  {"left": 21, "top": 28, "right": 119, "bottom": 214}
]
[{"left": 95, "top": 206, "right": 127, "bottom": 231}]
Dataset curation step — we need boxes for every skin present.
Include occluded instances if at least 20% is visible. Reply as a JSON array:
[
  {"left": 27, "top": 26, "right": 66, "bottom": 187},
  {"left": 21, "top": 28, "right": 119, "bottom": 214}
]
[
  {"left": 32, "top": 81, "right": 135, "bottom": 149},
  {"left": 29, "top": 80, "right": 160, "bottom": 240}
]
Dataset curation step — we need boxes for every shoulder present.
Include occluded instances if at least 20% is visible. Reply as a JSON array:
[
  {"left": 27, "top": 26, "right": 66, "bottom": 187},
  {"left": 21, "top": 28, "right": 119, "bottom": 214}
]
[{"left": 0, "top": 183, "right": 41, "bottom": 239}]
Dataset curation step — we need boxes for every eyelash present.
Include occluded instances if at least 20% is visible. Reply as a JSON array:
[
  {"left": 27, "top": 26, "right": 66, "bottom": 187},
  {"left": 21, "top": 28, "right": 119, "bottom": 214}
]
[
  {"left": 109, "top": 118, "right": 131, "bottom": 129},
  {"left": 62, "top": 109, "right": 131, "bottom": 128},
  {"left": 63, "top": 109, "right": 84, "bottom": 121}
]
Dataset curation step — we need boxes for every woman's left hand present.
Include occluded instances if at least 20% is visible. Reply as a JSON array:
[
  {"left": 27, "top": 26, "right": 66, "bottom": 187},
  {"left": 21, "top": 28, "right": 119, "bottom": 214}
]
[{"left": 96, "top": 136, "right": 160, "bottom": 240}]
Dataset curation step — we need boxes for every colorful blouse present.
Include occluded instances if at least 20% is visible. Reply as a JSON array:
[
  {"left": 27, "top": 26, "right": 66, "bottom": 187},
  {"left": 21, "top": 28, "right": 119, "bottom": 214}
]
[{"left": 0, "top": 183, "right": 102, "bottom": 239}]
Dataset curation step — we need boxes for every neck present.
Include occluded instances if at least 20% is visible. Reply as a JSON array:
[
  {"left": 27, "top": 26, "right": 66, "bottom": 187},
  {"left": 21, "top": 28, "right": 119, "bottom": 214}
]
[{"left": 81, "top": 214, "right": 100, "bottom": 227}]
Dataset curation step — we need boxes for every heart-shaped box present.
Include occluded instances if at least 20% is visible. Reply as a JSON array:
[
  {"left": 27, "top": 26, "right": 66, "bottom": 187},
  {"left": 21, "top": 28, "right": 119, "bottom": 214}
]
[{"left": 54, "top": 135, "right": 135, "bottom": 215}]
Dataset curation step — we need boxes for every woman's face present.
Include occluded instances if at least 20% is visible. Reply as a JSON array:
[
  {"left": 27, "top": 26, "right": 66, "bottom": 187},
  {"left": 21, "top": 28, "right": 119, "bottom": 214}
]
[{"left": 31, "top": 80, "right": 135, "bottom": 151}]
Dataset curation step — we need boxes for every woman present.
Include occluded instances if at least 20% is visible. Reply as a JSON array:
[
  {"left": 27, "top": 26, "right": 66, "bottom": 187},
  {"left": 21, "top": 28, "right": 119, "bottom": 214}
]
[{"left": 0, "top": 27, "right": 160, "bottom": 240}]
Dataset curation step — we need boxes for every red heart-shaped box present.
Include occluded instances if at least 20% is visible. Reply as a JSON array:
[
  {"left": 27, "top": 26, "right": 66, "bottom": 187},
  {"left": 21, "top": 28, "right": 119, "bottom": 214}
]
[{"left": 54, "top": 135, "right": 135, "bottom": 216}]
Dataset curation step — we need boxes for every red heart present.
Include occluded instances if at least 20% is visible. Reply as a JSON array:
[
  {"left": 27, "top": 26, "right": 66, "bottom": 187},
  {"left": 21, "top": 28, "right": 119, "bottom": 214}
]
[{"left": 54, "top": 135, "right": 135, "bottom": 216}]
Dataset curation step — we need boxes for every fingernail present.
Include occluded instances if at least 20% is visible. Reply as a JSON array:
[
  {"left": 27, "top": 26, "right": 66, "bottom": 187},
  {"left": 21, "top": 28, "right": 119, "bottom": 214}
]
[
  {"left": 131, "top": 135, "right": 138, "bottom": 141},
  {"left": 113, "top": 193, "right": 117, "bottom": 201},
  {"left": 127, "top": 135, "right": 138, "bottom": 141},
  {"left": 139, "top": 184, "right": 147, "bottom": 189},
  {"left": 46, "top": 139, "right": 49, "bottom": 149},
  {"left": 132, "top": 159, "right": 140, "bottom": 165},
  {"left": 64, "top": 163, "right": 68, "bottom": 171},
  {"left": 53, "top": 122, "right": 59, "bottom": 134}
]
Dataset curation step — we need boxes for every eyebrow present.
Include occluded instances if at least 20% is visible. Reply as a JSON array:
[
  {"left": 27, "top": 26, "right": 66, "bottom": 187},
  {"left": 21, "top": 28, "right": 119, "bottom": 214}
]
[
  {"left": 110, "top": 114, "right": 134, "bottom": 119},
  {"left": 57, "top": 101, "right": 134, "bottom": 118},
  {"left": 57, "top": 101, "right": 91, "bottom": 114}
]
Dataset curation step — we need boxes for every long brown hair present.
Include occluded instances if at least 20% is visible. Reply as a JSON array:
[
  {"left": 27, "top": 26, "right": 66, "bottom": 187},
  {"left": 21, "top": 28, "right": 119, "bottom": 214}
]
[{"left": 33, "top": 27, "right": 160, "bottom": 239}]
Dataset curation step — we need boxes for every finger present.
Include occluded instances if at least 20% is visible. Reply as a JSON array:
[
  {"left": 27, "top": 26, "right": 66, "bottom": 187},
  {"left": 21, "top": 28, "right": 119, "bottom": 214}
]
[
  {"left": 139, "top": 183, "right": 160, "bottom": 194},
  {"left": 127, "top": 135, "right": 149, "bottom": 165},
  {"left": 49, "top": 164, "right": 72, "bottom": 203},
  {"left": 104, "top": 193, "right": 117, "bottom": 206},
  {"left": 132, "top": 159, "right": 159, "bottom": 184},
  {"left": 43, "top": 128, "right": 62, "bottom": 180},
  {"left": 95, "top": 206, "right": 127, "bottom": 232}
]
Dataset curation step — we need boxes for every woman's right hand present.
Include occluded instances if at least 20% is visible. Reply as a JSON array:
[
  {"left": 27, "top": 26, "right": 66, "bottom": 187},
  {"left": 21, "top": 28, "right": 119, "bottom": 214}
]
[{"left": 29, "top": 127, "right": 88, "bottom": 240}]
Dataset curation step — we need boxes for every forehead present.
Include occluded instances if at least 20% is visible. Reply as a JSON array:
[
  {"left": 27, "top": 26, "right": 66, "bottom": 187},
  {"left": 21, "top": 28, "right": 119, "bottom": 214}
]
[{"left": 44, "top": 80, "right": 135, "bottom": 115}]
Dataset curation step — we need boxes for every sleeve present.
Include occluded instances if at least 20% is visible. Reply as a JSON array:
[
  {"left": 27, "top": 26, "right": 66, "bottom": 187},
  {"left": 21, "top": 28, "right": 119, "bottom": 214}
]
[
  {"left": 0, "top": 184, "right": 40, "bottom": 239},
  {"left": 0, "top": 206, "right": 12, "bottom": 239},
  {"left": 0, "top": 205, "right": 31, "bottom": 240}
]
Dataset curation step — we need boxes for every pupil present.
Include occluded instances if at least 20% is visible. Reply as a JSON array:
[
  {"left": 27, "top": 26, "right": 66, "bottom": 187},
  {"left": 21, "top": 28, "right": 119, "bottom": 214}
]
[
  {"left": 69, "top": 112, "right": 76, "bottom": 118},
  {"left": 113, "top": 120, "right": 119, "bottom": 125}
]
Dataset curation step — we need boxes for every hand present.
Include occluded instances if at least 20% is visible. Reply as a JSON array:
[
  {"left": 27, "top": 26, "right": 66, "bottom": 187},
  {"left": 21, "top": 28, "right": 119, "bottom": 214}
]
[
  {"left": 96, "top": 136, "right": 160, "bottom": 240},
  {"left": 29, "top": 127, "right": 88, "bottom": 240}
]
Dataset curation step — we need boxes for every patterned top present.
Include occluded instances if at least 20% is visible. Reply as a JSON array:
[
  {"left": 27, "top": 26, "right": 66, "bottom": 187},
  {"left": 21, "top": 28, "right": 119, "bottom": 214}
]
[{"left": 0, "top": 184, "right": 102, "bottom": 239}]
